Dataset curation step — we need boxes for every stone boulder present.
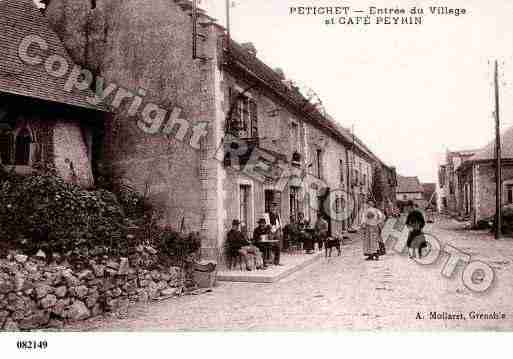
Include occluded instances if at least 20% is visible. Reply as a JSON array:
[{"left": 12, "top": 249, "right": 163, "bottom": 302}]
[
  {"left": 66, "top": 301, "right": 90, "bottom": 321},
  {"left": 54, "top": 286, "right": 67, "bottom": 298},
  {"left": 40, "top": 294, "right": 57, "bottom": 309},
  {"left": 14, "top": 254, "right": 28, "bottom": 264},
  {"left": 118, "top": 258, "right": 129, "bottom": 275},
  {"left": 34, "top": 284, "right": 53, "bottom": 299},
  {"left": 3, "top": 318, "right": 19, "bottom": 331}
]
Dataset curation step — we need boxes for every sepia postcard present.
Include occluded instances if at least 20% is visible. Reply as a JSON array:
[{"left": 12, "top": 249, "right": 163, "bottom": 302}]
[{"left": 1, "top": 0, "right": 513, "bottom": 356}]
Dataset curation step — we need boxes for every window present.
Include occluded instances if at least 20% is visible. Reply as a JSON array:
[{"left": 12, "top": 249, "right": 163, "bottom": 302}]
[
  {"left": 290, "top": 186, "right": 300, "bottom": 222},
  {"left": 403, "top": 194, "right": 407, "bottom": 200},
  {"left": 334, "top": 195, "right": 345, "bottom": 218},
  {"left": 291, "top": 122, "right": 300, "bottom": 153},
  {"left": 265, "top": 189, "right": 281, "bottom": 215},
  {"left": 239, "top": 185, "right": 251, "bottom": 228},
  {"left": 0, "top": 132, "right": 13, "bottom": 165},
  {"left": 507, "top": 185, "right": 513, "bottom": 204},
  {"left": 339, "top": 160, "right": 345, "bottom": 184},
  {"left": 316, "top": 149, "right": 322, "bottom": 178},
  {"left": 15, "top": 128, "right": 32, "bottom": 166},
  {"left": 265, "top": 189, "right": 274, "bottom": 214},
  {"left": 229, "top": 88, "right": 258, "bottom": 138},
  {"left": 449, "top": 181, "right": 454, "bottom": 195},
  {"left": 439, "top": 166, "right": 446, "bottom": 187}
]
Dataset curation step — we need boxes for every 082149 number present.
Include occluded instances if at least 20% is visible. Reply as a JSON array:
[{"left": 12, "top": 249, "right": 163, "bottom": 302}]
[{"left": 17, "top": 340, "right": 48, "bottom": 350}]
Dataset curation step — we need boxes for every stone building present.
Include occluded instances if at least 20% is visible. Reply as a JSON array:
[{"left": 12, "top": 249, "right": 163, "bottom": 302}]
[
  {"left": 370, "top": 162, "right": 398, "bottom": 214},
  {"left": 221, "top": 41, "right": 379, "bottom": 240},
  {"left": 456, "top": 126, "right": 513, "bottom": 226},
  {"left": 15, "top": 0, "right": 391, "bottom": 258},
  {"left": 396, "top": 176, "right": 424, "bottom": 205},
  {"left": 438, "top": 149, "right": 477, "bottom": 214},
  {"left": 0, "top": 0, "right": 107, "bottom": 188},
  {"left": 421, "top": 183, "right": 437, "bottom": 208}
]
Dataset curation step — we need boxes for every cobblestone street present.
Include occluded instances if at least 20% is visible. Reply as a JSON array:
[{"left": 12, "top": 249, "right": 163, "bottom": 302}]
[{"left": 85, "top": 217, "right": 513, "bottom": 331}]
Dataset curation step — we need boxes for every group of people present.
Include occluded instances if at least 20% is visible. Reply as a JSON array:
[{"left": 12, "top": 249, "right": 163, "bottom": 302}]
[
  {"left": 283, "top": 212, "right": 329, "bottom": 254},
  {"left": 226, "top": 203, "right": 333, "bottom": 271},
  {"left": 227, "top": 198, "right": 428, "bottom": 270},
  {"left": 361, "top": 199, "right": 428, "bottom": 261},
  {"left": 226, "top": 203, "right": 283, "bottom": 271}
]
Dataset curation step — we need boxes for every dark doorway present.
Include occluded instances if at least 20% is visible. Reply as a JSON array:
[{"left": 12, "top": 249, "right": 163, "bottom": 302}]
[
  {"left": 318, "top": 187, "right": 331, "bottom": 236},
  {"left": 15, "top": 128, "right": 31, "bottom": 165}
]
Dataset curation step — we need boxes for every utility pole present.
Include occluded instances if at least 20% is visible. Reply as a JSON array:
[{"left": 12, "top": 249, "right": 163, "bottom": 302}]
[
  {"left": 494, "top": 60, "right": 502, "bottom": 239},
  {"left": 192, "top": 0, "right": 198, "bottom": 59},
  {"left": 226, "top": 0, "right": 231, "bottom": 49}
]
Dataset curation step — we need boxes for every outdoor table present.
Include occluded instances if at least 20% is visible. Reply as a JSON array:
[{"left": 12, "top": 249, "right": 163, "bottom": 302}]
[{"left": 258, "top": 239, "right": 279, "bottom": 264}]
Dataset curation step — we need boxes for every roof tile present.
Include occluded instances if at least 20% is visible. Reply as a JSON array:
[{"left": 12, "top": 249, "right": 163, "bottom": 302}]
[{"left": 0, "top": 0, "right": 108, "bottom": 112}]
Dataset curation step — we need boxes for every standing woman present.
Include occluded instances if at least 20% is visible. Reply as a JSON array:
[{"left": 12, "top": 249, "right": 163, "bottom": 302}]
[{"left": 361, "top": 200, "right": 384, "bottom": 261}]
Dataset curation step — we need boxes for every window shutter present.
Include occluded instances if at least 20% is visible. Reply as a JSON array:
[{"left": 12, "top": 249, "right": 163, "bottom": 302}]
[
  {"left": 250, "top": 100, "right": 258, "bottom": 138},
  {"left": 227, "top": 88, "right": 233, "bottom": 133},
  {"left": 228, "top": 88, "right": 241, "bottom": 134},
  {"left": 274, "top": 191, "right": 282, "bottom": 219},
  {"left": 241, "top": 98, "right": 249, "bottom": 132}
]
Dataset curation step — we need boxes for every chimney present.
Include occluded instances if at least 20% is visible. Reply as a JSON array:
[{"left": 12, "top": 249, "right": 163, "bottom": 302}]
[
  {"left": 282, "top": 79, "right": 294, "bottom": 90},
  {"left": 240, "top": 42, "right": 257, "bottom": 56},
  {"left": 275, "top": 68, "right": 285, "bottom": 79}
]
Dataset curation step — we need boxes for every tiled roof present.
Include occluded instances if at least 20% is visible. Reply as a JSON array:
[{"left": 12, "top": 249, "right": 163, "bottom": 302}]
[
  {"left": 466, "top": 125, "right": 513, "bottom": 162},
  {"left": 422, "top": 183, "right": 436, "bottom": 194},
  {"left": 225, "top": 40, "right": 378, "bottom": 162},
  {"left": 422, "top": 183, "right": 436, "bottom": 201},
  {"left": 0, "top": 0, "right": 108, "bottom": 112},
  {"left": 397, "top": 176, "right": 423, "bottom": 193}
]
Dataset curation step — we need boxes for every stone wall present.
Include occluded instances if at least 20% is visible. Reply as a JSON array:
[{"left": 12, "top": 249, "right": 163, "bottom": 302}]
[
  {"left": 52, "top": 120, "right": 94, "bottom": 188},
  {"left": 475, "top": 162, "right": 513, "bottom": 222},
  {"left": 0, "top": 247, "right": 191, "bottom": 331},
  {"left": 2, "top": 96, "right": 101, "bottom": 188},
  {"left": 46, "top": 0, "right": 219, "bottom": 234}
]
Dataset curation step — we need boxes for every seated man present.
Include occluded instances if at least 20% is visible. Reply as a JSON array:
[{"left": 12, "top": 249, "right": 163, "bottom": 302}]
[
  {"left": 240, "top": 222, "right": 264, "bottom": 269},
  {"left": 253, "top": 218, "right": 281, "bottom": 266},
  {"left": 226, "top": 219, "right": 264, "bottom": 271}
]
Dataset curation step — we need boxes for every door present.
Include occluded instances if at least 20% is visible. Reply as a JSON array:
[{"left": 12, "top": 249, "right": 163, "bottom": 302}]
[{"left": 318, "top": 187, "right": 331, "bottom": 236}]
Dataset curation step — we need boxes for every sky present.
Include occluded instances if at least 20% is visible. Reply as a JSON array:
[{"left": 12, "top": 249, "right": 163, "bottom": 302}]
[{"left": 200, "top": 0, "right": 513, "bottom": 183}]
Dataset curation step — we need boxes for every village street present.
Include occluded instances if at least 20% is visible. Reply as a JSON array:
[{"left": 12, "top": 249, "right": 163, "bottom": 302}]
[{"left": 77, "top": 218, "right": 513, "bottom": 331}]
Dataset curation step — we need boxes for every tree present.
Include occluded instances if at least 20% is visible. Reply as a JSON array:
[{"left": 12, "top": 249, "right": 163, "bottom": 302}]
[{"left": 371, "top": 165, "right": 385, "bottom": 208}]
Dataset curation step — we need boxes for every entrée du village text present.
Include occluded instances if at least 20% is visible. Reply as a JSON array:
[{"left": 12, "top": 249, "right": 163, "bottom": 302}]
[{"left": 289, "top": 6, "right": 467, "bottom": 25}]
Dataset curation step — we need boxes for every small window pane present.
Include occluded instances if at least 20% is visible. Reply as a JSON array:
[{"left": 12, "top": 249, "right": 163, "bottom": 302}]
[
  {"left": 0, "top": 133, "right": 13, "bottom": 165},
  {"left": 15, "top": 129, "right": 31, "bottom": 165}
]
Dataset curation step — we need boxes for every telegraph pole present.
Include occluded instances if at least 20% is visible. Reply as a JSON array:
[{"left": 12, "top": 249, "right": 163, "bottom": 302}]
[
  {"left": 226, "top": 0, "right": 231, "bottom": 47},
  {"left": 494, "top": 60, "right": 502, "bottom": 239},
  {"left": 192, "top": 0, "right": 198, "bottom": 59}
]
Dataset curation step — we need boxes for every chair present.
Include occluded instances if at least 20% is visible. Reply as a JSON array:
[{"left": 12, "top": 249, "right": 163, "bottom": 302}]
[
  {"left": 287, "top": 235, "right": 302, "bottom": 254},
  {"left": 283, "top": 225, "right": 302, "bottom": 255},
  {"left": 225, "top": 246, "right": 245, "bottom": 271}
]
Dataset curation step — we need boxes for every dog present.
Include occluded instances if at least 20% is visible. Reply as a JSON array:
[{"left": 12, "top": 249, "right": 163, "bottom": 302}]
[{"left": 324, "top": 236, "right": 342, "bottom": 257}]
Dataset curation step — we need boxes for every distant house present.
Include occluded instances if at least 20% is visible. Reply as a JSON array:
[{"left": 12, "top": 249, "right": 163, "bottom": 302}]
[
  {"left": 438, "top": 149, "right": 477, "bottom": 214},
  {"left": 396, "top": 176, "right": 424, "bottom": 205},
  {"left": 422, "top": 183, "right": 437, "bottom": 208},
  {"left": 457, "top": 126, "right": 513, "bottom": 226}
]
